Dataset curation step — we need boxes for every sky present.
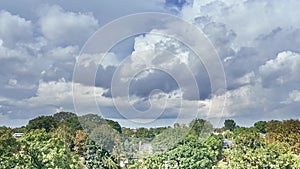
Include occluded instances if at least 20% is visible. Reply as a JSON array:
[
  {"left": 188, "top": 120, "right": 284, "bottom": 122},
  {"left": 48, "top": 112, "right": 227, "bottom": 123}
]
[{"left": 0, "top": 0, "right": 300, "bottom": 128}]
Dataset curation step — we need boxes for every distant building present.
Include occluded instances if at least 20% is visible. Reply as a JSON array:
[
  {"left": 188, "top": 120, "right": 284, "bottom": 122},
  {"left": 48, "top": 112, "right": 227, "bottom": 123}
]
[{"left": 13, "top": 133, "right": 24, "bottom": 138}]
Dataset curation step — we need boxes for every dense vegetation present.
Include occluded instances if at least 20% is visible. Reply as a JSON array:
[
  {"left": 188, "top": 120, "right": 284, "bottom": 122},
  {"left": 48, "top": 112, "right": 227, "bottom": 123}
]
[{"left": 0, "top": 111, "right": 300, "bottom": 168}]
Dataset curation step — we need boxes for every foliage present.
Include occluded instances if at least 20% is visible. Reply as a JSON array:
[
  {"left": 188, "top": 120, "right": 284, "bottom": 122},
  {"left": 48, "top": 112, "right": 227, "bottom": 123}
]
[
  {"left": 13, "top": 126, "right": 27, "bottom": 133},
  {"left": 106, "top": 119, "right": 122, "bottom": 133},
  {"left": 151, "top": 127, "right": 189, "bottom": 152},
  {"left": 136, "top": 135, "right": 223, "bottom": 169},
  {"left": 266, "top": 119, "right": 300, "bottom": 154},
  {"left": 26, "top": 115, "right": 58, "bottom": 132},
  {"left": 223, "top": 130, "right": 234, "bottom": 139},
  {"left": 135, "top": 127, "right": 154, "bottom": 138},
  {"left": 2, "top": 113, "right": 300, "bottom": 168},
  {"left": 53, "top": 124, "right": 75, "bottom": 150},
  {"left": 74, "top": 130, "right": 88, "bottom": 156},
  {"left": 119, "top": 137, "right": 140, "bottom": 162},
  {"left": 232, "top": 126, "right": 248, "bottom": 138},
  {"left": 53, "top": 111, "right": 77, "bottom": 121},
  {"left": 17, "top": 129, "right": 81, "bottom": 169},
  {"left": 227, "top": 129, "right": 299, "bottom": 169},
  {"left": 89, "top": 124, "right": 121, "bottom": 152},
  {"left": 63, "top": 116, "right": 83, "bottom": 131},
  {"left": 84, "top": 139, "right": 120, "bottom": 169},
  {"left": 79, "top": 114, "right": 106, "bottom": 133},
  {"left": 254, "top": 121, "right": 267, "bottom": 134},
  {"left": 223, "top": 119, "right": 236, "bottom": 132},
  {"left": 189, "top": 118, "right": 213, "bottom": 138},
  {"left": 122, "top": 127, "right": 134, "bottom": 137},
  {"left": 0, "top": 128, "right": 20, "bottom": 169},
  {"left": 150, "top": 127, "right": 167, "bottom": 136}
]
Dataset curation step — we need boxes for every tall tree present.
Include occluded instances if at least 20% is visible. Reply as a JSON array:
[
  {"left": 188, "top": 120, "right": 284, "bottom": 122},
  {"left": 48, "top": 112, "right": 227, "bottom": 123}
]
[
  {"left": 105, "top": 119, "right": 122, "bottom": 133},
  {"left": 223, "top": 119, "right": 236, "bottom": 131},
  {"left": 227, "top": 129, "right": 298, "bottom": 168},
  {"left": 17, "top": 129, "right": 81, "bottom": 169},
  {"left": 135, "top": 127, "right": 154, "bottom": 138},
  {"left": 53, "top": 112, "right": 77, "bottom": 121},
  {"left": 0, "top": 128, "right": 20, "bottom": 169},
  {"left": 89, "top": 124, "right": 121, "bottom": 152},
  {"left": 84, "top": 139, "right": 119, "bottom": 169},
  {"left": 266, "top": 119, "right": 300, "bottom": 154},
  {"left": 26, "top": 116, "right": 58, "bottom": 132},
  {"left": 152, "top": 127, "right": 189, "bottom": 152},
  {"left": 73, "top": 130, "right": 87, "bottom": 157},
  {"left": 254, "top": 121, "right": 267, "bottom": 133},
  {"left": 79, "top": 114, "right": 106, "bottom": 133},
  {"left": 136, "top": 135, "right": 222, "bottom": 169},
  {"left": 189, "top": 118, "right": 213, "bottom": 138}
]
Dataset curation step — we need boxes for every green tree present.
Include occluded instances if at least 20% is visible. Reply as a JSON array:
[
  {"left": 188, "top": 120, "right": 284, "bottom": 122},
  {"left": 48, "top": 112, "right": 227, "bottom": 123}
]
[
  {"left": 17, "top": 129, "right": 81, "bottom": 169},
  {"left": 0, "top": 128, "right": 20, "bottom": 169},
  {"left": 232, "top": 126, "right": 248, "bottom": 138},
  {"left": 54, "top": 112, "right": 83, "bottom": 131},
  {"left": 79, "top": 114, "right": 106, "bottom": 133},
  {"left": 26, "top": 116, "right": 58, "bottom": 132},
  {"left": 223, "top": 119, "right": 236, "bottom": 131},
  {"left": 84, "top": 139, "right": 120, "bottom": 169},
  {"left": 266, "top": 119, "right": 300, "bottom": 154},
  {"left": 135, "top": 127, "right": 154, "bottom": 138},
  {"left": 53, "top": 124, "right": 75, "bottom": 150},
  {"left": 227, "top": 128, "right": 298, "bottom": 169},
  {"left": 63, "top": 116, "right": 83, "bottom": 131},
  {"left": 73, "top": 130, "right": 87, "bottom": 157},
  {"left": 105, "top": 119, "right": 122, "bottom": 133},
  {"left": 53, "top": 111, "right": 77, "bottom": 121},
  {"left": 13, "top": 126, "right": 27, "bottom": 133},
  {"left": 151, "top": 127, "right": 189, "bottom": 152},
  {"left": 189, "top": 118, "right": 213, "bottom": 138},
  {"left": 122, "top": 127, "right": 134, "bottom": 137},
  {"left": 89, "top": 124, "right": 121, "bottom": 152},
  {"left": 254, "top": 121, "right": 267, "bottom": 134},
  {"left": 137, "top": 135, "right": 222, "bottom": 169}
]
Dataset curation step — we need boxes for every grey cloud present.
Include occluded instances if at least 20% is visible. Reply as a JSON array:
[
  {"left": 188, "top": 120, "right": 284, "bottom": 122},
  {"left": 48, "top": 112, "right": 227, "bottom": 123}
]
[
  {"left": 259, "top": 51, "right": 300, "bottom": 88},
  {"left": 1, "top": 0, "right": 300, "bottom": 127},
  {"left": 0, "top": 10, "right": 33, "bottom": 48},
  {"left": 129, "top": 70, "right": 179, "bottom": 98},
  {"left": 38, "top": 5, "right": 99, "bottom": 46}
]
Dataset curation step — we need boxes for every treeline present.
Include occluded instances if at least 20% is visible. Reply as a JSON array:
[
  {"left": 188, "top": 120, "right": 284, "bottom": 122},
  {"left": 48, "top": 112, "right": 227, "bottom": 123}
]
[
  {"left": 0, "top": 112, "right": 300, "bottom": 168},
  {"left": 0, "top": 112, "right": 122, "bottom": 169}
]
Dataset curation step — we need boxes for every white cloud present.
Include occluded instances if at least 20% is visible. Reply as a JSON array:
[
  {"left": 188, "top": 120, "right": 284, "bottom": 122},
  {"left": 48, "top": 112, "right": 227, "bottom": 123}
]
[
  {"left": 17, "top": 79, "right": 114, "bottom": 114},
  {"left": 46, "top": 45, "right": 78, "bottom": 60},
  {"left": 259, "top": 51, "right": 300, "bottom": 86},
  {"left": 185, "top": 0, "right": 300, "bottom": 47},
  {"left": 0, "top": 10, "right": 33, "bottom": 48},
  {"left": 288, "top": 90, "right": 300, "bottom": 103},
  {"left": 282, "top": 90, "right": 300, "bottom": 104},
  {"left": 38, "top": 5, "right": 99, "bottom": 45},
  {"left": 76, "top": 52, "right": 117, "bottom": 68},
  {"left": 234, "top": 71, "right": 255, "bottom": 86},
  {"left": 0, "top": 0, "right": 300, "bottom": 127}
]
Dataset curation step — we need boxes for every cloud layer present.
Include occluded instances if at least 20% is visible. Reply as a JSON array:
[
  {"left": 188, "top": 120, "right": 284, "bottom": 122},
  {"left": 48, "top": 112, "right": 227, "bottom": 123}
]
[{"left": 0, "top": 0, "right": 299, "bottom": 127}]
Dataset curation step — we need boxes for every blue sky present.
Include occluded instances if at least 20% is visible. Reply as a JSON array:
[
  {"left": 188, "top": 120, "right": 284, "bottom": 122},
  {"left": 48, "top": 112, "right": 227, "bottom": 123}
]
[{"left": 0, "top": 0, "right": 300, "bottom": 128}]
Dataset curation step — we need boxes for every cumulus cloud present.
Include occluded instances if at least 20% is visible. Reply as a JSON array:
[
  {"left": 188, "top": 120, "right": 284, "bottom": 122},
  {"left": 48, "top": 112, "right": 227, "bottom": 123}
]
[
  {"left": 259, "top": 51, "right": 300, "bottom": 87},
  {"left": 1, "top": 0, "right": 300, "bottom": 127},
  {"left": 287, "top": 90, "right": 300, "bottom": 103},
  {"left": 202, "top": 50, "right": 300, "bottom": 125},
  {"left": 38, "top": 5, "right": 99, "bottom": 46},
  {"left": 0, "top": 10, "right": 33, "bottom": 48}
]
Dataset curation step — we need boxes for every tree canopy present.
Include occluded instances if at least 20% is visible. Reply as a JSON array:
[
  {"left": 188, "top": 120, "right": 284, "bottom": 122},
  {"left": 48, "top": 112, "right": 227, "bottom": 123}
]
[
  {"left": 223, "top": 119, "right": 236, "bottom": 131},
  {"left": 26, "top": 116, "right": 58, "bottom": 132}
]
